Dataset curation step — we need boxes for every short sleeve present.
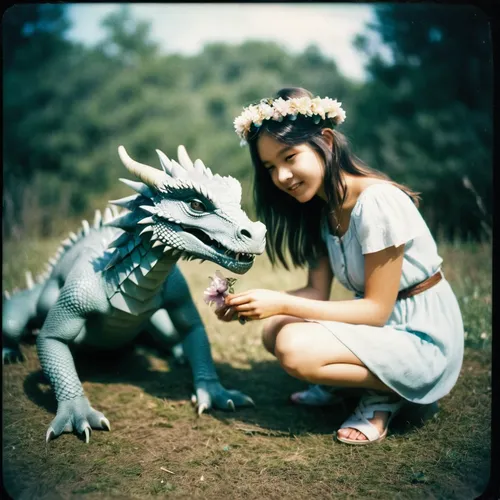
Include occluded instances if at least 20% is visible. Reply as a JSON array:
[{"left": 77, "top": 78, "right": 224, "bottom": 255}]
[{"left": 352, "top": 184, "right": 428, "bottom": 254}]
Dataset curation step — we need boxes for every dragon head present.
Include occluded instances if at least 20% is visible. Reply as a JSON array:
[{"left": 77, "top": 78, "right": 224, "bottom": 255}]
[{"left": 109, "top": 145, "right": 266, "bottom": 274}]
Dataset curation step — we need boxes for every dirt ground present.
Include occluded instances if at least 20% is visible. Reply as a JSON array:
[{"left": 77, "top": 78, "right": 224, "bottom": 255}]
[
  {"left": 2, "top": 251, "right": 493, "bottom": 499},
  {"left": 2, "top": 340, "right": 491, "bottom": 498}
]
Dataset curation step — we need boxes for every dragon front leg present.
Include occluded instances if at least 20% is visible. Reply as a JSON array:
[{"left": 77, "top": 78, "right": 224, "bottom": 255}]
[
  {"left": 161, "top": 266, "right": 255, "bottom": 415},
  {"left": 36, "top": 280, "right": 110, "bottom": 443},
  {"left": 146, "top": 308, "right": 187, "bottom": 365}
]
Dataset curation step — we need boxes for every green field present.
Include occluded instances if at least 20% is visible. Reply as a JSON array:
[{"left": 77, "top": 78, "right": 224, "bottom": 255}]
[{"left": 2, "top": 238, "right": 491, "bottom": 499}]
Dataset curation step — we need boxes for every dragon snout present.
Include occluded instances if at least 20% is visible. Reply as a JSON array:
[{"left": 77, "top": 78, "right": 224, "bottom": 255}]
[{"left": 237, "top": 221, "right": 267, "bottom": 253}]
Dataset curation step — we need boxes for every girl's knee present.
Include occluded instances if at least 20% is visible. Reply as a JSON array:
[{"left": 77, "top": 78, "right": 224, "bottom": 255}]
[{"left": 274, "top": 324, "right": 314, "bottom": 378}]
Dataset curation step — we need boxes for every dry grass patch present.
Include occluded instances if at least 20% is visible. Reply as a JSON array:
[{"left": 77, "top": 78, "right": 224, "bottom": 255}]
[{"left": 2, "top": 239, "right": 492, "bottom": 499}]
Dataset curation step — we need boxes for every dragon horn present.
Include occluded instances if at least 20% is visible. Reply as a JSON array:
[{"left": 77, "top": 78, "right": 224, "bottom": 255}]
[{"left": 118, "top": 146, "right": 167, "bottom": 189}]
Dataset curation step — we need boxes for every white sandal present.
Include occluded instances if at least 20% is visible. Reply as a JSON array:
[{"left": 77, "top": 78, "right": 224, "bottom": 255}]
[
  {"left": 336, "top": 391, "right": 405, "bottom": 445},
  {"left": 290, "top": 384, "right": 340, "bottom": 406}
]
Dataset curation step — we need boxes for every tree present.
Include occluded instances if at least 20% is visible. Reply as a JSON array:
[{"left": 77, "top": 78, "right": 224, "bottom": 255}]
[
  {"left": 2, "top": 4, "right": 70, "bottom": 70},
  {"left": 352, "top": 4, "right": 493, "bottom": 240},
  {"left": 2, "top": 6, "right": 356, "bottom": 239},
  {"left": 98, "top": 5, "right": 159, "bottom": 64},
  {"left": 3, "top": 4, "right": 75, "bottom": 238}
]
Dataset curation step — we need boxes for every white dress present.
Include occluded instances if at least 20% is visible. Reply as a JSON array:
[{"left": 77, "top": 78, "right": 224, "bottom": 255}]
[{"left": 311, "top": 183, "right": 464, "bottom": 404}]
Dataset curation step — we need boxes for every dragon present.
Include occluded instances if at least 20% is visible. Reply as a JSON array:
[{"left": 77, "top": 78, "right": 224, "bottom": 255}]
[{"left": 2, "top": 144, "right": 266, "bottom": 443}]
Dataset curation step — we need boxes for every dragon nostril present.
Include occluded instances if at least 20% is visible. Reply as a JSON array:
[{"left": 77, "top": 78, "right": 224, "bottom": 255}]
[{"left": 240, "top": 229, "right": 252, "bottom": 239}]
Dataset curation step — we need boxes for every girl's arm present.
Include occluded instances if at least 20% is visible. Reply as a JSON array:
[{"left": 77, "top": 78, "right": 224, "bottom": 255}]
[
  {"left": 228, "top": 245, "right": 405, "bottom": 327},
  {"left": 284, "top": 254, "right": 333, "bottom": 301},
  {"left": 216, "top": 255, "right": 333, "bottom": 322}
]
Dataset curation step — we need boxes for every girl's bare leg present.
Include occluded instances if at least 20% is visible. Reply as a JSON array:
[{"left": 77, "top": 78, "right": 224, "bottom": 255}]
[
  {"left": 268, "top": 320, "right": 400, "bottom": 441},
  {"left": 261, "top": 314, "right": 303, "bottom": 355}
]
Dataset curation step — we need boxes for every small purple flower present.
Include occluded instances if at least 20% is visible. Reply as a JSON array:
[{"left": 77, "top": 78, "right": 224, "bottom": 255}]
[{"left": 203, "top": 270, "right": 237, "bottom": 311}]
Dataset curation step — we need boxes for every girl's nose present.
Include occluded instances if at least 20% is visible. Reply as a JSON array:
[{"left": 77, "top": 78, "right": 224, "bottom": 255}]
[{"left": 277, "top": 166, "right": 293, "bottom": 184}]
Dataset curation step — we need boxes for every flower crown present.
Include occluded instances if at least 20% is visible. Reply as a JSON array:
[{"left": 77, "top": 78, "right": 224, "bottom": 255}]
[{"left": 233, "top": 96, "right": 346, "bottom": 146}]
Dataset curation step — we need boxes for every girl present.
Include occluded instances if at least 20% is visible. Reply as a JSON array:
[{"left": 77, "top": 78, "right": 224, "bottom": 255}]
[{"left": 216, "top": 87, "right": 464, "bottom": 445}]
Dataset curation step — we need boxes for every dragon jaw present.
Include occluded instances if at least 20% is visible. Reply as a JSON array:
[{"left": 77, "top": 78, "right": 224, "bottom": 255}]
[{"left": 107, "top": 145, "right": 266, "bottom": 275}]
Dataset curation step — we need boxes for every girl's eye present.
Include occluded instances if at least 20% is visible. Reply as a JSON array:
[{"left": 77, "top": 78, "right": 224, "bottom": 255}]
[
  {"left": 285, "top": 154, "right": 296, "bottom": 162},
  {"left": 190, "top": 200, "right": 206, "bottom": 212}
]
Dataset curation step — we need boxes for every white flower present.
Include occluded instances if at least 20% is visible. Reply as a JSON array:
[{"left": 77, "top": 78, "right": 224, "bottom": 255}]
[
  {"left": 333, "top": 104, "right": 347, "bottom": 124},
  {"left": 234, "top": 115, "right": 250, "bottom": 137},
  {"left": 246, "top": 105, "right": 264, "bottom": 126},
  {"left": 272, "top": 97, "right": 291, "bottom": 117},
  {"left": 259, "top": 102, "right": 275, "bottom": 121},
  {"left": 293, "top": 96, "right": 313, "bottom": 116},
  {"left": 233, "top": 95, "right": 346, "bottom": 142},
  {"left": 311, "top": 97, "right": 326, "bottom": 119}
]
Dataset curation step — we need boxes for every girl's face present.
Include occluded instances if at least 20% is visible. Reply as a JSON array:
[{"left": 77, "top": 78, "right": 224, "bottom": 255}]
[{"left": 257, "top": 132, "right": 326, "bottom": 202}]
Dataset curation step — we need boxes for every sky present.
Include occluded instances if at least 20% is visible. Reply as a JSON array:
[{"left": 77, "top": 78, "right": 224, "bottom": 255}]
[{"left": 66, "top": 3, "right": 381, "bottom": 82}]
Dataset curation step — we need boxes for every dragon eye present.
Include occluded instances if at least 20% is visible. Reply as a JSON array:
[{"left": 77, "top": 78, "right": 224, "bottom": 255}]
[{"left": 190, "top": 199, "right": 206, "bottom": 212}]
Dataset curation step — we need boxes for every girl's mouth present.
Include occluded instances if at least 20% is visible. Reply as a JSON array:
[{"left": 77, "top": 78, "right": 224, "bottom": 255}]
[{"left": 288, "top": 182, "right": 303, "bottom": 192}]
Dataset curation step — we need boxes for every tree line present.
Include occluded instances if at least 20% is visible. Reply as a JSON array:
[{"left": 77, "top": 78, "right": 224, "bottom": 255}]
[{"left": 3, "top": 4, "right": 492, "bottom": 241}]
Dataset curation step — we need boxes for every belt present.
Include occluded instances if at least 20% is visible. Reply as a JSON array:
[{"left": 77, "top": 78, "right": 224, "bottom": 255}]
[{"left": 397, "top": 270, "right": 443, "bottom": 300}]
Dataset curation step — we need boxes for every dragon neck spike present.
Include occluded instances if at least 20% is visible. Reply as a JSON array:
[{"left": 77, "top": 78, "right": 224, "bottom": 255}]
[
  {"left": 25, "top": 271, "right": 34, "bottom": 289},
  {"left": 193, "top": 158, "right": 213, "bottom": 178},
  {"left": 139, "top": 205, "right": 158, "bottom": 215},
  {"left": 103, "top": 207, "right": 115, "bottom": 224},
  {"left": 177, "top": 145, "right": 194, "bottom": 170},
  {"left": 151, "top": 240, "right": 164, "bottom": 249},
  {"left": 137, "top": 216, "right": 155, "bottom": 226},
  {"left": 118, "top": 145, "right": 167, "bottom": 189},
  {"left": 139, "top": 225, "right": 154, "bottom": 236},
  {"left": 106, "top": 212, "right": 143, "bottom": 232},
  {"left": 108, "top": 231, "right": 131, "bottom": 249},
  {"left": 93, "top": 210, "right": 102, "bottom": 228},
  {"left": 119, "top": 178, "right": 155, "bottom": 198},
  {"left": 170, "top": 159, "right": 188, "bottom": 179},
  {"left": 109, "top": 194, "right": 140, "bottom": 209},
  {"left": 155, "top": 149, "right": 173, "bottom": 175},
  {"left": 109, "top": 205, "right": 121, "bottom": 218},
  {"left": 81, "top": 220, "right": 90, "bottom": 235}
]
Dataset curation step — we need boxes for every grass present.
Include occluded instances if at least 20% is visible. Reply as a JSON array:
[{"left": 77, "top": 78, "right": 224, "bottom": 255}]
[{"left": 2, "top": 238, "right": 492, "bottom": 499}]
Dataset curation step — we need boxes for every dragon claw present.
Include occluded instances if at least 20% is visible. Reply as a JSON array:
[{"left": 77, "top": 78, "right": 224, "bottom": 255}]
[
  {"left": 192, "top": 381, "right": 254, "bottom": 414},
  {"left": 243, "top": 396, "right": 255, "bottom": 407},
  {"left": 46, "top": 427, "right": 55, "bottom": 443},
  {"left": 2, "top": 347, "right": 25, "bottom": 364},
  {"left": 100, "top": 417, "right": 111, "bottom": 431},
  {"left": 197, "top": 403, "right": 208, "bottom": 416},
  {"left": 83, "top": 426, "right": 91, "bottom": 443},
  {"left": 45, "top": 396, "right": 110, "bottom": 442}
]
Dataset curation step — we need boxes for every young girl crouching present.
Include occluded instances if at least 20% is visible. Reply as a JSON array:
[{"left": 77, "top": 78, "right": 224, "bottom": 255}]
[{"left": 216, "top": 87, "right": 464, "bottom": 445}]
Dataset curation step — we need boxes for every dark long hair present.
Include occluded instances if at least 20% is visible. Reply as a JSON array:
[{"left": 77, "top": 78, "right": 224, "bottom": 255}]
[{"left": 247, "top": 87, "right": 420, "bottom": 270}]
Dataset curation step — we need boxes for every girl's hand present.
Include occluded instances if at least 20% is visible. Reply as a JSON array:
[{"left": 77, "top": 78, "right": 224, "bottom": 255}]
[
  {"left": 214, "top": 304, "right": 239, "bottom": 322},
  {"left": 225, "top": 289, "right": 288, "bottom": 320}
]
